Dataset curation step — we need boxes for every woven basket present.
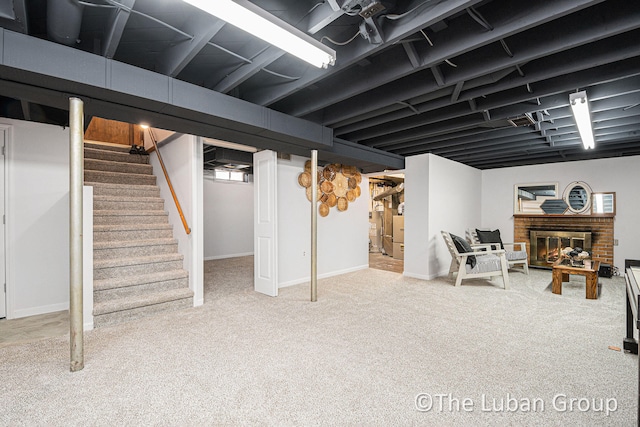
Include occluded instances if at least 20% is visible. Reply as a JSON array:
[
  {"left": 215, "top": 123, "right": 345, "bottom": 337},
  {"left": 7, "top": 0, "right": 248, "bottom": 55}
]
[
  {"left": 322, "top": 167, "right": 335, "bottom": 181},
  {"left": 298, "top": 172, "right": 311, "bottom": 188},
  {"left": 327, "top": 193, "right": 337, "bottom": 207},
  {"left": 305, "top": 186, "right": 322, "bottom": 202},
  {"left": 337, "top": 197, "right": 348, "bottom": 211},
  {"left": 320, "top": 180, "right": 334, "bottom": 194},
  {"left": 332, "top": 172, "right": 348, "bottom": 197}
]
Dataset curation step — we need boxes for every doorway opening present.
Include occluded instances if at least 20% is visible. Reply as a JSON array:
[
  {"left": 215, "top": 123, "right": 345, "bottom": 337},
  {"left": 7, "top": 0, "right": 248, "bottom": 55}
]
[
  {"left": 367, "top": 172, "right": 404, "bottom": 273},
  {"left": 202, "top": 138, "right": 257, "bottom": 301}
]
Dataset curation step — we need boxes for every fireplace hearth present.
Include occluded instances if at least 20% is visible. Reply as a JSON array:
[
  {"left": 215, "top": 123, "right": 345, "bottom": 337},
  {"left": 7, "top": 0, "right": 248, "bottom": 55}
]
[{"left": 530, "top": 230, "right": 592, "bottom": 267}]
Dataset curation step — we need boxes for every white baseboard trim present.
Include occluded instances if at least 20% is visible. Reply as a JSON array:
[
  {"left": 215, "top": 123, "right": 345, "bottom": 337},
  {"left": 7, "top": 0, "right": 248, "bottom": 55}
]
[
  {"left": 84, "top": 320, "right": 94, "bottom": 331},
  {"left": 193, "top": 298, "right": 204, "bottom": 307},
  {"left": 204, "top": 252, "right": 254, "bottom": 261},
  {"left": 279, "top": 264, "right": 369, "bottom": 288},
  {"left": 12, "top": 302, "right": 69, "bottom": 319}
]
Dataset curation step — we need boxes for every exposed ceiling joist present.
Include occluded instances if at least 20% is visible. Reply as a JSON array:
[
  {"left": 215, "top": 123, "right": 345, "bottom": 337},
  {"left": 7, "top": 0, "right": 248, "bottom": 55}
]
[
  {"left": 157, "top": 16, "right": 225, "bottom": 77},
  {"left": 1, "top": 0, "right": 639, "bottom": 171},
  {"left": 211, "top": 1, "right": 339, "bottom": 94},
  {"left": 102, "top": 0, "right": 136, "bottom": 58},
  {"left": 326, "top": 3, "right": 640, "bottom": 128},
  {"left": 241, "top": 0, "right": 484, "bottom": 106},
  {"left": 279, "top": 0, "right": 605, "bottom": 118}
]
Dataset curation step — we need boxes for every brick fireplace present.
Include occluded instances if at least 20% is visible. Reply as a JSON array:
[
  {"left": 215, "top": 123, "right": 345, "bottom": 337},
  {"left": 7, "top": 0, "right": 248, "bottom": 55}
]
[{"left": 514, "top": 215, "right": 614, "bottom": 267}]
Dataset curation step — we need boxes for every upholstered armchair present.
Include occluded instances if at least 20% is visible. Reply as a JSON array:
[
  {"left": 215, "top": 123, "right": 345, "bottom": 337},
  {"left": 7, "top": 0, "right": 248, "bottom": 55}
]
[
  {"left": 441, "top": 231, "right": 510, "bottom": 289},
  {"left": 466, "top": 229, "right": 529, "bottom": 275}
]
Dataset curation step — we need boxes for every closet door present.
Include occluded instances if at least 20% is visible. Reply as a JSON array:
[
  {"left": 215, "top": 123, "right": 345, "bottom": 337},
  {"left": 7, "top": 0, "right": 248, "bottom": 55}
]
[{"left": 253, "top": 150, "right": 278, "bottom": 297}]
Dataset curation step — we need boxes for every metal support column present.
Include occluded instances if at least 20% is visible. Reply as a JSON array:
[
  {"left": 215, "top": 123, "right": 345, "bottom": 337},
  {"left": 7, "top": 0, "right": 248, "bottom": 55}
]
[
  {"left": 311, "top": 150, "right": 318, "bottom": 302},
  {"left": 69, "top": 97, "right": 84, "bottom": 372}
]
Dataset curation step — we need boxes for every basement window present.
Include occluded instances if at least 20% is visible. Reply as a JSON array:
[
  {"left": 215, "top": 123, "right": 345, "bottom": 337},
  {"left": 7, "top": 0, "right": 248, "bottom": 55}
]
[{"left": 213, "top": 169, "right": 248, "bottom": 182}]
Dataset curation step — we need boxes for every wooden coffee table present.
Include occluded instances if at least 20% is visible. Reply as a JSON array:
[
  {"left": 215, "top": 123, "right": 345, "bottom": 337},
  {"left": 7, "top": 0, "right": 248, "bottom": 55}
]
[{"left": 552, "top": 259, "right": 600, "bottom": 299}]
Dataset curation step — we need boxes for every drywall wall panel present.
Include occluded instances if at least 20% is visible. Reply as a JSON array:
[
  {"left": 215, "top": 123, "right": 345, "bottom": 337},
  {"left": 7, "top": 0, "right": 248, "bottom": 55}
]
[
  {"left": 427, "top": 154, "right": 482, "bottom": 278},
  {"left": 403, "top": 153, "right": 431, "bottom": 280},
  {"left": 277, "top": 155, "right": 368, "bottom": 288},
  {"left": 2, "top": 119, "right": 70, "bottom": 318},
  {"left": 404, "top": 153, "right": 482, "bottom": 280},
  {"left": 203, "top": 178, "right": 254, "bottom": 259},
  {"left": 150, "top": 134, "right": 203, "bottom": 306}
]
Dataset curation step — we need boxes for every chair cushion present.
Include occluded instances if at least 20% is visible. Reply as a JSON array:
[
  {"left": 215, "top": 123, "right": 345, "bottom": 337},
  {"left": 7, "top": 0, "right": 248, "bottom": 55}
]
[
  {"left": 451, "top": 233, "right": 476, "bottom": 268},
  {"left": 476, "top": 229, "right": 503, "bottom": 248},
  {"left": 465, "top": 254, "right": 501, "bottom": 274},
  {"left": 506, "top": 250, "right": 527, "bottom": 261}
]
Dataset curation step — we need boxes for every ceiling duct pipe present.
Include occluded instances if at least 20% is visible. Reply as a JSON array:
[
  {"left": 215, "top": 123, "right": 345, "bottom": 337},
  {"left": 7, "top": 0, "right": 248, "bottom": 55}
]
[
  {"left": 47, "top": 0, "right": 84, "bottom": 46},
  {"left": 373, "top": 182, "right": 404, "bottom": 200}
]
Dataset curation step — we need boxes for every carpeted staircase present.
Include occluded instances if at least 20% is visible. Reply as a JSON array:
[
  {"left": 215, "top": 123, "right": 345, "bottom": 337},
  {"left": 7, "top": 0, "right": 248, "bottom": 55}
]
[{"left": 84, "top": 141, "right": 193, "bottom": 328}]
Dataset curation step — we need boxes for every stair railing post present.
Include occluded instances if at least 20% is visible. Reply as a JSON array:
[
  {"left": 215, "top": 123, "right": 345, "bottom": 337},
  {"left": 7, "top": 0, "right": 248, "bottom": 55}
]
[{"left": 69, "top": 97, "right": 84, "bottom": 372}]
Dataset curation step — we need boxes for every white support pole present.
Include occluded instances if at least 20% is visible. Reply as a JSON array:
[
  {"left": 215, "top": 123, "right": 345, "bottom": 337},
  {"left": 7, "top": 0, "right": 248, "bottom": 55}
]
[
  {"left": 69, "top": 97, "right": 84, "bottom": 372},
  {"left": 311, "top": 150, "right": 318, "bottom": 302}
]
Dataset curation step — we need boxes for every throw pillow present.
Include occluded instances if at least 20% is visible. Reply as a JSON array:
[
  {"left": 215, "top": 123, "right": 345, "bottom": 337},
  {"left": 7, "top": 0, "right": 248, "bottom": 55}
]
[
  {"left": 450, "top": 233, "right": 476, "bottom": 268},
  {"left": 476, "top": 229, "right": 503, "bottom": 250}
]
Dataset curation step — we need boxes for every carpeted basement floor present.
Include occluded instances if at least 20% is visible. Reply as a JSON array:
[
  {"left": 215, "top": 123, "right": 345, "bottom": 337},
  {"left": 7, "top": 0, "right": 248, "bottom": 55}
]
[{"left": 0, "top": 256, "right": 636, "bottom": 425}]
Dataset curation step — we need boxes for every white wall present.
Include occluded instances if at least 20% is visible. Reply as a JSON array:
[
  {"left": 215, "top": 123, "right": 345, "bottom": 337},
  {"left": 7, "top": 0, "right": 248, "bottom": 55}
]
[
  {"left": 403, "top": 154, "right": 430, "bottom": 280},
  {"left": 1, "top": 119, "right": 70, "bottom": 318},
  {"left": 277, "top": 155, "right": 369, "bottom": 287},
  {"left": 481, "top": 156, "right": 640, "bottom": 271},
  {"left": 150, "top": 135, "right": 204, "bottom": 306},
  {"left": 203, "top": 178, "right": 253, "bottom": 260},
  {"left": 404, "top": 154, "right": 482, "bottom": 280}
]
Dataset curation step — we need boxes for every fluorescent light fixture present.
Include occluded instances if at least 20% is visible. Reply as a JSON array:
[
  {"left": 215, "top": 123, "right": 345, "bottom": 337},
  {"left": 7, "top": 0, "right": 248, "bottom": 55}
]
[
  {"left": 183, "top": 0, "right": 336, "bottom": 68},
  {"left": 569, "top": 91, "right": 595, "bottom": 149}
]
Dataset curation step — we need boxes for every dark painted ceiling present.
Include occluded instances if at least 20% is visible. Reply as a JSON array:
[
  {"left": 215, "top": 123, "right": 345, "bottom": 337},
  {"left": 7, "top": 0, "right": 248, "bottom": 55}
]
[{"left": 1, "top": 0, "right": 640, "bottom": 170}]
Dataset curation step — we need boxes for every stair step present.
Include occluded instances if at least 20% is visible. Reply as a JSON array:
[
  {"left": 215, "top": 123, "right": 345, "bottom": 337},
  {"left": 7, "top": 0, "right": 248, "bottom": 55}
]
[
  {"left": 86, "top": 139, "right": 191, "bottom": 329},
  {"left": 86, "top": 182, "right": 160, "bottom": 198},
  {"left": 94, "top": 238, "right": 178, "bottom": 260},
  {"left": 85, "top": 147, "right": 150, "bottom": 164},
  {"left": 85, "top": 158, "right": 153, "bottom": 175},
  {"left": 94, "top": 223, "right": 174, "bottom": 242},
  {"left": 94, "top": 253, "right": 184, "bottom": 280},
  {"left": 93, "top": 210, "right": 169, "bottom": 225},
  {"left": 84, "top": 141, "right": 133, "bottom": 153},
  {"left": 92, "top": 288, "right": 193, "bottom": 328},
  {"left": 94, "top": 270, "right": 189, "bottom": 303},
  {"left": 94, "top": 195, "right": 164, "bottom": 211},
  {"left": 85, "top": 170, "right": 157, "bottom": 186},
  {"left": 94, "top": 269, "right": 189, "bottom": 291}
]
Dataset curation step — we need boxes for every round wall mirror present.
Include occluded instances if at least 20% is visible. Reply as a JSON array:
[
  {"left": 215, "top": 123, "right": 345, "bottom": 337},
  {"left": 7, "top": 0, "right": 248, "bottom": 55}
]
[{"left": 563, "top": 181, "right": 592, "bottom": 214}]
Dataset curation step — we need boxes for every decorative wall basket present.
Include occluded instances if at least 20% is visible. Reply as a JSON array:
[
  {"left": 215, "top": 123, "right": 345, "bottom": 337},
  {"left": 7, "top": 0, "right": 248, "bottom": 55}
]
[{"left": 298, "top": 161, "right": 363, "bottom": 216}]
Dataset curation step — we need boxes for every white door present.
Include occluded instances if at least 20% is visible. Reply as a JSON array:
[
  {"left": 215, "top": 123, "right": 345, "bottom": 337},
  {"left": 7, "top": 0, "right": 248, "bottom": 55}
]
[
  {"left": 0, "top": 129, "right": 5, "bottom": 318},
  {"left": 253, "top": 150, "right": 278, "bottom": 296}
]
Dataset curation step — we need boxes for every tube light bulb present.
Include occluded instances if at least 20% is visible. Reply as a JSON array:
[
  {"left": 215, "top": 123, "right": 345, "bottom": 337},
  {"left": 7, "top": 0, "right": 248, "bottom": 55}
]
[
  {"left": 183, "top": 0, "right": 336, "bottom": 69},
  {"left": 569, "top": 91, "right": 595, "bottom": 150}
]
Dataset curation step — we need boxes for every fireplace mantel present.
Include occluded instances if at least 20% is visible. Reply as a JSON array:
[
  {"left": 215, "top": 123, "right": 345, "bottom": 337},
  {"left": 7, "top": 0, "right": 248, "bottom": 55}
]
[{"left": 514, "top": 215, "right": 614, "bottom": 267}]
